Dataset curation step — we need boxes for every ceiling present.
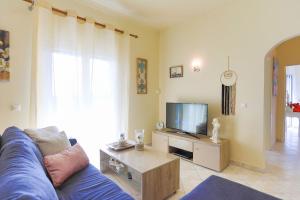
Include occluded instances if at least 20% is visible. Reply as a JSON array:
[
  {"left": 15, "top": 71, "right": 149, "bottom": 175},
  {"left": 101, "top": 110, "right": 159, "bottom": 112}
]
[{"left": 82, "top": 0, "right": 234, "bottom": 29}]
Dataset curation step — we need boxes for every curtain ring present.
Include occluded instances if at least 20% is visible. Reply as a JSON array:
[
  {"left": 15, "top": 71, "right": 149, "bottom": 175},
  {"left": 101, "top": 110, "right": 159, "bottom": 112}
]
[{"left": 28, "top": 0, "right": 36, "bottom": 11}]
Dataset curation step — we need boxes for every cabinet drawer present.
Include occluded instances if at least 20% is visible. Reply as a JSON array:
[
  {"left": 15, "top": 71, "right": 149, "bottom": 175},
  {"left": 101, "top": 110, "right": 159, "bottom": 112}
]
[
  {"left": 193, "top": 142, "right": 220, "bottom": 171},
  {"left": 169, "top": 137, "right": 193, "bottom": 152}
]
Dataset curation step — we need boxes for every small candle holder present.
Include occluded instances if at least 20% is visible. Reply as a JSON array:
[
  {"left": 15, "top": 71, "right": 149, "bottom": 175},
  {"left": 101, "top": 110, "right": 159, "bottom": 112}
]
[{"left": 118, "top": 133, "right": 126, "bottom": 146}]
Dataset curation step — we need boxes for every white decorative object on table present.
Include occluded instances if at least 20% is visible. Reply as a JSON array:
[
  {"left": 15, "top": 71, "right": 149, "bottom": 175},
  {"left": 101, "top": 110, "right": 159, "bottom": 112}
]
[
  {"left": 210, "top": 118, "right": 220, "bottom": 143},
  {"left": 135, "top": 129, "right": 145, "bottom": 151},
  {"left": 156, "top": 121, "right": 164, "bottom": 130},
  {"left": 119, "top": 133, "right": 126, "bottom": 146}
]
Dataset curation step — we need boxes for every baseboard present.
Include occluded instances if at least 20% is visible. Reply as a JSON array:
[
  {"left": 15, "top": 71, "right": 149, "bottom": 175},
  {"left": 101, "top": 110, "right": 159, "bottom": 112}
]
[{"left": 230, "top": 160, "right": 266, "bottom": 173}]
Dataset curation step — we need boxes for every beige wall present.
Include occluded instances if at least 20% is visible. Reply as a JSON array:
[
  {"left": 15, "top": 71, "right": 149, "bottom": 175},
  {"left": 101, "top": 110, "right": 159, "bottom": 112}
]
[
  {"left": 0, "top": 0, "right": 159, "bottom": 143},
  {"left": 0, "top": 0, "right": 33, "bottom": 132},
  {"left": 159, "top": 0, "right": 300, "bottom": 169},
  {"left": 274, "top": 36, "right": 300, "bottom": 142}
]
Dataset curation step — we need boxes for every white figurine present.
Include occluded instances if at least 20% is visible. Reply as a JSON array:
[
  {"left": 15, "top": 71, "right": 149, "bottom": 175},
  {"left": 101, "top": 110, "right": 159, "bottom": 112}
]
[{"left": 210, "top": 118, "right": 220, "bottom": 143}]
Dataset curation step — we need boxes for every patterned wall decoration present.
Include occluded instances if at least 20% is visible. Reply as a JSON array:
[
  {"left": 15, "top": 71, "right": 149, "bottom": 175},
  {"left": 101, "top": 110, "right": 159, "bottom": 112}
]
[{"left": 136, "top": 58, "right": 147, "bottom": 94}]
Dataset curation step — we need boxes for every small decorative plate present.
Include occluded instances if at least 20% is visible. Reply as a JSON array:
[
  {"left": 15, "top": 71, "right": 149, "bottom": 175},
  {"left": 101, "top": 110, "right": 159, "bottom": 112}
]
[{"left": 107, "top": 141, "right": 135, "bottom": 151}]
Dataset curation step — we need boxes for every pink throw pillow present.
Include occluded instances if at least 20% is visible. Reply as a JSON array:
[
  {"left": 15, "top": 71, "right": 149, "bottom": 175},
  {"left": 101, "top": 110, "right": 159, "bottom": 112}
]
[{"left": 44, "top": 144, "right": 89, "bottom": 187}]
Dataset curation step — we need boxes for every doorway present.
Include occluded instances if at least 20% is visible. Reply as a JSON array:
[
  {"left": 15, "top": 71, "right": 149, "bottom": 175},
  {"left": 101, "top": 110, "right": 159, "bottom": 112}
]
[
  {"left": 263, "top": 38, "right": 300, "bottom": 200},
  {"left": 265, "top": 36, "right": 300, "bottom": 146},
  {"left": 285, "top": 65, "right": 300, "bottom": 141}
]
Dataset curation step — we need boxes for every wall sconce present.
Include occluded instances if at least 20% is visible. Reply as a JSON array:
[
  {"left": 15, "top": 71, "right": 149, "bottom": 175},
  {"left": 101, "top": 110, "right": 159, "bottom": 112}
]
[{"left": 192, "top": 58, "right": 202, "bottom": 72}]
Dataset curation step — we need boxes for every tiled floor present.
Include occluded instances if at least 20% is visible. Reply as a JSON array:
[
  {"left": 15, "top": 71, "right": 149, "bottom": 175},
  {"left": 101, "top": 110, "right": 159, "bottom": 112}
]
[{"left": 108, "top": 128, "right": 300, "bottom": 200}]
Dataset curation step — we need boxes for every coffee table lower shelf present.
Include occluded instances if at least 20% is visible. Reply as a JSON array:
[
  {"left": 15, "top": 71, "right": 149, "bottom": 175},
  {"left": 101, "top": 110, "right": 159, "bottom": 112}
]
[
  {"left": 100, "top": 147, "right": 180, "bottom": 200},
  {"left": 103, "top": 169, "right": 142, "bottom": 199}
]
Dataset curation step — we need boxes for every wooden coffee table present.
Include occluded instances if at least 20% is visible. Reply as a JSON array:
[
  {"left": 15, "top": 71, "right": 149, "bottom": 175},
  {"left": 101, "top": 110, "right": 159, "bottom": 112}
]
[{"left": 100, "top": 145, "right": 180, "bottom": 200}]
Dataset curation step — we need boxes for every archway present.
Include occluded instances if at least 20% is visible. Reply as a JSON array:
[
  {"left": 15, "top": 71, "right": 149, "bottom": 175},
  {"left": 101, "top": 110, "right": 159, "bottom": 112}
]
[{"left": 264, "top": 35, "right": 300, "bottom": 150}]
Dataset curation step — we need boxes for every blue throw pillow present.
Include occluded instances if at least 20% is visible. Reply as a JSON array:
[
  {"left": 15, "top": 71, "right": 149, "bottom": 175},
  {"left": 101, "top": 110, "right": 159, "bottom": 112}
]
[
  {"left": 0, "top": 127, "right": 59, "bottom": 200},
  {"left": 69, "top": 138, "right": 77, "bottom": 146}
]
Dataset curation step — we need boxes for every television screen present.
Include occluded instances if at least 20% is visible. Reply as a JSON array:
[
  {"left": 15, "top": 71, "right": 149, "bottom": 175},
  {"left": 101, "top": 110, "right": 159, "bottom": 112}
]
[{"left": 166, "top": 103, "right": 208, "bottom": 135}]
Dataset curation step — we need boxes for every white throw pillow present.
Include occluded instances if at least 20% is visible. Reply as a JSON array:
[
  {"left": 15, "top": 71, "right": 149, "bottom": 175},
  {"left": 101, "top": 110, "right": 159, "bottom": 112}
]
[{"left": 24, "top": 126, "right": 71, "bottom": 156}]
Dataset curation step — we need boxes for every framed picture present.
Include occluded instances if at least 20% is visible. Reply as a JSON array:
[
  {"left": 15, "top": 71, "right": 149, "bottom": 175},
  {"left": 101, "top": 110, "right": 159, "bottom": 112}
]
[
  {"left": 169, "top": 65, "right": 183, "bottom": 78},
  {"left": 0, "top": 30, "right": 9, "bottom": 81},
  {"left": 136, "top": 58, "right": 147, "bottom": 94}
]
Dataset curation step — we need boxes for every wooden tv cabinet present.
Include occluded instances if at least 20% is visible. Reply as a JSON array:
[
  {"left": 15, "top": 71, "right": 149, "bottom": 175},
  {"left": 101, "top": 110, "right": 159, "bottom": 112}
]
[{"left": 152, "top": 130, "right": 230, "bottom": 171}]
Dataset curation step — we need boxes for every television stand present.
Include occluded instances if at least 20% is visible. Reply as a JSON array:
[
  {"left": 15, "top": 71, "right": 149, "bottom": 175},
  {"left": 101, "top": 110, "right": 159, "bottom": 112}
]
[
  {"left": 152, "top": 130, "right": 230, "bottom": 172},
  {"left": 169, "top": 146, "right": 193, "bottom": 160},
  {"left": 164, "top": 129, "right": 201, "bottom": 139},
  {"left": 165, "top": 130, "right": 177, "bottom": 133}
]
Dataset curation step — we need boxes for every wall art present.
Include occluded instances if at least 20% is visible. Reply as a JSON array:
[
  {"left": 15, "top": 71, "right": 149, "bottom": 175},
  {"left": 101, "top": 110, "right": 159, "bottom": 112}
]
[
  {"left": 137, "top": 58, "right": 147, "bottom": 94},
  {"left": 0, "top": 30, "right": 9, "bottom": 81}
]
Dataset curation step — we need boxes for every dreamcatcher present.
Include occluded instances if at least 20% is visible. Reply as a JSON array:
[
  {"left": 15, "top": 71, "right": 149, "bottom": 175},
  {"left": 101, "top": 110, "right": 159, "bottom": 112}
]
[{"left": 221, "top": 57, "right": 237, "bottom": 116}]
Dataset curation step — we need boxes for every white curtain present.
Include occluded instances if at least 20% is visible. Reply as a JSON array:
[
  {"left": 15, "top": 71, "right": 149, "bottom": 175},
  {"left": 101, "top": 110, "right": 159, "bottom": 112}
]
[{"left": 32, "top": 6, "right": 130, "bottom": 166}]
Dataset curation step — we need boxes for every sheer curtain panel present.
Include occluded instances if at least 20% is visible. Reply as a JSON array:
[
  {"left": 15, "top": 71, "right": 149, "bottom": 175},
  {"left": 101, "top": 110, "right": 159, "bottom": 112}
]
[{"left": 32, "top": 6, "right": 130, "bottom": 165}]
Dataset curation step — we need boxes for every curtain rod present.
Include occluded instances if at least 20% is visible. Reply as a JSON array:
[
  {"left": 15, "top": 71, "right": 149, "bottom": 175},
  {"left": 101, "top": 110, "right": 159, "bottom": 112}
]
[{"left": 22, "top": 0, "right": 138, "bottom": 38}]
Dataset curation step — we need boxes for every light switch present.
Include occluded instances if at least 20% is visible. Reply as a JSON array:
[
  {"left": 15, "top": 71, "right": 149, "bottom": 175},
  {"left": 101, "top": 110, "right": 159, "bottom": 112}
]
[{"left": 241, "top": 103, "right": 248, "bottom": 108}]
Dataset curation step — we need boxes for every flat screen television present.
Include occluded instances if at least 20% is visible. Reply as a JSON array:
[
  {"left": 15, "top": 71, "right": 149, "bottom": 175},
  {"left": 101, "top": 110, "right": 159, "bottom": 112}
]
[{"left": 166, "top": 103, "right": 208, "bottom": 136}]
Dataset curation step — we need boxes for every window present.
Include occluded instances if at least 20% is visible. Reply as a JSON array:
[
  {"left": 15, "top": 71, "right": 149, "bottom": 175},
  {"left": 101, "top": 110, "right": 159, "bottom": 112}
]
[
  {"left": 51, "top": 53, "right": 120, "bottom": 166},
  {"left": 52, "top": 53, "right": 82, "bottom": 98},
  {"left": 35, "top": 12, "right": 129, "bottom": 167},
  {"left": 91, "top": 59, "right": 111, "bottom": 98}
]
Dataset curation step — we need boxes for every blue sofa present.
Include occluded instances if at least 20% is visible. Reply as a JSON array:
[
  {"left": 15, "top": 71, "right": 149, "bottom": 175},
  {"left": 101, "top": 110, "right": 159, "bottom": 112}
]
[{"left": 0, "top": 127, "right": 133, "bottom": 200}]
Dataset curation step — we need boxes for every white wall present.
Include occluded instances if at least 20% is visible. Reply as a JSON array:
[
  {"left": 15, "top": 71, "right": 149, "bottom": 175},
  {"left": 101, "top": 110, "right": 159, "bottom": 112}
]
[
  {"left": 286, "top": 66, "right": 300, "bottom": 103},
  {"left": 0, "top": 0, "right": 159, "bottom": 143},
  {"left": 159, "top": 0, "right": 300, "bottom": 169},
  {"left": 294, "top": 68, "right": 300, "bottom": 102}
]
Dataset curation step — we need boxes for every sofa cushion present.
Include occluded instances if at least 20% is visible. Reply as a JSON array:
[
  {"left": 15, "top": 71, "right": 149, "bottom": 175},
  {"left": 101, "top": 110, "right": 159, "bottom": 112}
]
[
  {"left": 24, "top": 127, "right": 71, "bottom": 156},
  {"left": 0, "top": 127, "right": 58, "bottom": 200},
  {"left": 44, "top": 144, "right": 89, "bottom": 187},
  {"left": 56, "top": 164, "right": 133, "bottom": 200}
]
